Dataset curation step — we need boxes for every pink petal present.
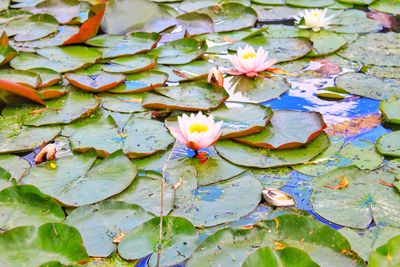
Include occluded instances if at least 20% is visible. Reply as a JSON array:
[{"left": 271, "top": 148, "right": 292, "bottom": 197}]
[{"left": 169, "top": 127, "right": 187, "bottom": 145}]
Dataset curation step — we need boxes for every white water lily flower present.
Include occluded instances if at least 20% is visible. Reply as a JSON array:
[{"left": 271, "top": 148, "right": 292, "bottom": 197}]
[
  {"left": 226, "top": 45, "right": 277, "bottom": 78},
  {"left": 294, "top": 8, "right": 335, "bottom": 32},
  {"left": 169, "top": 112, "right": 223, "bottom": 151}
]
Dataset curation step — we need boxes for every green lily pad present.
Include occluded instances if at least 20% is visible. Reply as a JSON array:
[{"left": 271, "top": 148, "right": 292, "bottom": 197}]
[
  {"left": 368, "top": 235, "right": 400, "bottom": 267},
  {"left": 187, "top": 214, "right": 364, "bottom": 267},
  {"left": 171, "top": 171, "right": 262, "bottom": 227},
  {"left": 131, "top": 149, "right": 170, "bottom": 173},
  {"left": 24, "top": 0, "right": 81, "bottom": 24},
  {"left": 308, "top": 30, "right": 348, "bottom": 57},
  {"left": 338, "top": 139, "right": 384, "bottom": 170},
  {"left": 365, "top": 66, "right": 400, "bottom": 79},
  {"left": 311, "top": 166, "right": 400, "bottom": 229},
  {"left": 102, "top": 54, "right": 157, "bottom": 74},
  {"left": 224, "top": 75, "right": 290, "bottom": 103},
  {"left": 0, "top": 68, "right": 41, "bottom": 87},
  {"left": 112, "top": 171, "right": 175, "bottom": 216},
  {"left": 65, "top": 200, "right": 153, "bottom": 257},
  {"left": 370, "top": 0, "right": 400, "bottom": 15},
  {"left": 380, "top": 97, "right": 400, "bottom": 124},
  {"left": 100, "top": 93, "right": 145, "bottom": 113},
  {"left": 197, "top": 3, "right": 257, "bottom": 32},
  {"left": 101, "top": 0, "right": 171, "bottom": 34},
  {"left": 149, "top": 38, "right": 207, "bottom": 65},
  {"left": 11, "top": 46, "right": 102, "bottom": 73},
  {"left": 65, "top": 72, "right": 125, "bottom": 92},
  {"left": 235, "top": 110, "right": 326, "bottom": 149},
  {"left": 286, "top": 0, "right": 335, "bottom": 7},
  {"left": 22, "top": 150, "right": 137, "bottom": 207},
  {"left": 164, "top": 148, "right": 246, "bottom": 186},
  {"left": 0, "top": 14, "right": 58, "bottom": 42},
  {"left": 175, "top": 12, "right": 214, "bottom": 36},
  {"left": 0, "top": 223, "right": 89, "bottom": 266},
  {"left": 70, "top": 115, "right": 174, "bottom": 158},
  {"left": 0, "top": 184, "right": 64, "bottom": 230},
  {"left": 376, "top": 131, "right": 400, "bottom": 157},
  {"left": 339, "top": 226, "right": 400, "bottom": 261},
  {"left": 253, "top": 5, "right": 302, "bottom": 21},
  {"left": 29, "top": 68, "right": 61, "bottom": 88},
  {"left": 118, "top": 216, "right": 199, "bottom": 267},
  {"left": 336, "top": 0, "right": 373, "bottom": 4},
  {"left": 335, "top": 72, "right": 400, "bottom": 100},
  {"left": 2, "top": 88, "right": 100, "bottom": 126},
  {"left": 338, "top": 33, "right": 400, "bottom": 67},
  {"left": 0, "top": 166, "right": 12, "bottom": 191},
  {"left": 37, "top": 84, "right": 69, "bottom": 100},
  {"left": 0, "top": 117, "right": 61, "bottom": 154},
  {"left": 316, "top": 87, "right": 349, "bottom": 99},
  {"left": 179, "top": 0, "right": 250, "bottom": 13},
  {"left": 215, "top": 132, "right": 330, "bottom": 168},
  {"left": 11, "top": 25, "right": 79, "bottom": 50},
  {"left": 109, "top": 70, "right": 168, "bottom": 94},
  {"left": 243, "top": 246, "right": 318, "bottom": 267},
  {"left": 0, "top": 154, "right": 30, "bottom": 179},
  {"left": 142, "top": 81, "right": 228, "bottom": 111},
  {"left": 230, "top": 37, "right": 312, "bottom": 63},
  {"left": 330, "top": 9, "right": 381, "bottom": 34},
  {"left": 86, "top": 32, "right": 160, "bottom": 59},
  {"left": 0, "top": 32, "right": 16, "bottom": 65},
  {"left": 155, "top": 60, "right": 213, "bottom": 83}
]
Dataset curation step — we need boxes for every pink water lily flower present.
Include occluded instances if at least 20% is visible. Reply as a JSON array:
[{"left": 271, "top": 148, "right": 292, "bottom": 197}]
[
  {"left": 169, "top": 112, "right": 223, "bottom": 151},
  {"left": 226, "top": 45, "right": 277, "bottom": 78}
]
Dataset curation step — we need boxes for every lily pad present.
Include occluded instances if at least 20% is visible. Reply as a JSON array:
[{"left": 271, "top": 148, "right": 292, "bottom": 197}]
[
  {"left": 100, "top": 93, "right": 145, "bottom": 113},
  {"left": 22, "top": 150, "right": 137, "bottom": 206},
  {"left": 171, "top": 171, "right": 262, "bottom": 227},
  {"left": 376, "top": 131, "right": 400, "bottom": 157},
  {"left": 109, "top": 70, "right": 168, "bottom": 94},
  {"left": 86, "top": 32, "right": 160, "bottom": 59},
  {"left": 335, "top": 72, "right": 400, "bottom": 100},
  {"left": 179, "top": 0, "right": 250, "bottom": 13},
  {"left": 11, "top": 46, "right": 102, "bottom": 73},
  {"left": 0, "top": 68, "right": 41, "bottom": 87},
  {"left": 0, "top": 117, "right": 61, "bottom": 154},
  {"left": 0, "top": 154, "right": 30, "bottom": 179},
  {"left": 225, "top": 75, "right": 290, "bottom": 103},
  {"left": 0, "top": 166, "right": 11, "bottom": 191},
  {"left": 65, "top": 72, "right": 125, "bottom": 92},
  {"left": 286, "top": 0, "right": 335, "bottom": 7},
  {"left": 118, "top": 216, "right": 199, "bottom": 267},
  {"left": 380, "top": 96, "right": 400, "bottom": 124},
  {"left": 330, "top": 10, "right": 381, "bottom": 34},
  {"left": 37, "top": 84, "right": 69, "bottom": 100},
  {"left": 164, "top": 148, "right": 246, "bottom": 186},
  {"left": 0, "top": 32, "right": 16, "bottom": 65},
  {"left": 29, "top": 68, "right": 61, "bottom": 88},
  {"left": 311, "top": 166, "right": 400, "bottom": 229},
  {"left": 24, "top": 0, "right": 81, "bottom": 24},
  {"left": 215, "top": 132, "right": 330, "bottom": 168},
  {"left": 0, "top": 14, "right": 58, "bottom": 42},
  {"left": 307, "top": 30, "right": 348, "bottom": 57},
  {"left": 235, "top": 110, "right": 326, "bottom": 149},
  {"left": 370, "top": 0, "right": 400, "bottom": 15},
  {"left": 338, "top": 33, "right": 400, "bottom": 67},
  {"left": 2, "top": 88, "right": 100, "bottom": 126},
  {"left": 0, "top": 184, "right": 64, "bottom": 230},
  {"left": 243, "top": 246, "right": 318, "bottom": 267},
  {"left": 187, "top": 214, "right": 364, "bottom": 267},
  {"left": 112, "top": 171, "right": 175, "bottom": 216},
  {"left": 102, "top": 54, "right": 157, "bottom": 74},
  {"left": 70, "top": 115, "right": 174, "bottom": 158},
  {"left": 338, "top": 139, "right": 384, "bottom": 170},
  {"left": 197, "top": 3, "right": 257, "bottom": 32},
  {"left": 0, "top": 223, "right": 89, "bottom": 266},
  {"left": 339, "top": 226, "right": 400, "bottom": 261},
  {"left": 142, "top": 81, "right": 228, "bottom": 111},
  {"left": 65, "top": 200, "right": 153, "bottom": 257},
  {"left": 230, "top": 37, "right": 312, "bottom": 63},
  {"left": 368, "top": 235, "right": 400, "bottom": 267},
  {"left": 149, "top": 38, "right": 207, "bottom": 65},
  {"left": 155, "top": 60, "right": 213, "bottom": 83}
]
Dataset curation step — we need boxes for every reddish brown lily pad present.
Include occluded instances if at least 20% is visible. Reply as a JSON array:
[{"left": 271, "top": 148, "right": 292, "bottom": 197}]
[
  {"left": 235, "top": 110, "right": 327, "bottom": 149},
  {"left": 65, "top": 72, "right": 125, "bottom": 92}
]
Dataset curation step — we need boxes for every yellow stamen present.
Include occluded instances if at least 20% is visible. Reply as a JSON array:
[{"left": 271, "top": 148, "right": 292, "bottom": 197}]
[
  {"left": 242, "top": 52, "right": 256, "bottom": 60},
  {"left": 189, "top": 123, "right": 209, "bottom": 134},
  {"left": 312, "top": 12, "right": 319, "bottom": 16}
]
